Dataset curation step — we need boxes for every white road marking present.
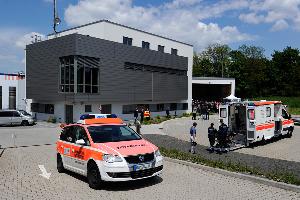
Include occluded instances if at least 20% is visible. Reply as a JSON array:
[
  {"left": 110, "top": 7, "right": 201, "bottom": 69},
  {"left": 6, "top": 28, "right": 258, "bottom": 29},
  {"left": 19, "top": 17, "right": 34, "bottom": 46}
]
[{"left": 38, "top": 165, "right": 51, "bottom": 179}]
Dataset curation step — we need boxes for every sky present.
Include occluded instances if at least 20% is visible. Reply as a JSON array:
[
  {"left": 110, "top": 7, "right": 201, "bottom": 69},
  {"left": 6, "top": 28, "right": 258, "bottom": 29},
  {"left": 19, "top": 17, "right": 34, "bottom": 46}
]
[{"left": 0, "top": 0, "right": 299, "bottom": 73}]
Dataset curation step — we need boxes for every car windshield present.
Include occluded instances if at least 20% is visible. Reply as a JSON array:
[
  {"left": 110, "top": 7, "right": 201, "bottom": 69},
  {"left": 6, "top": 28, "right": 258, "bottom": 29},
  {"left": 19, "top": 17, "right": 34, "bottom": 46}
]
[
  {"left": 19, "top": 110, "right": 31, "bottom": 116},
  {"left": 87, "top": 125, "right": 142, "bottom": 143}
]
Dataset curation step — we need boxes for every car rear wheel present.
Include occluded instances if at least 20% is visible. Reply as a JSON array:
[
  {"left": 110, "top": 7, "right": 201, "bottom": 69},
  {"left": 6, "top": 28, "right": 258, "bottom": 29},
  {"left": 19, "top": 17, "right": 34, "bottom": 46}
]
[
  {"left": 87, "top": 162, "right": 102, "bottom": 189},
  {"left": 57, "top": 154, "right": 65, "bottom": 173},
  {"left": 21, "top": 120, "right": 29, "bottom": 126}
]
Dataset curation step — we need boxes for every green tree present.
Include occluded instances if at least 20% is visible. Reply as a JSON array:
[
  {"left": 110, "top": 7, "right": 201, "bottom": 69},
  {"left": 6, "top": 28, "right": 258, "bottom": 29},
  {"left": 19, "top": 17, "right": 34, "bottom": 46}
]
[
  {"left": 201, "top": 44, "right": 231, "bottom": 77},
  {"left": 271, "top": 47, "right": 300, "bottom": 96}
]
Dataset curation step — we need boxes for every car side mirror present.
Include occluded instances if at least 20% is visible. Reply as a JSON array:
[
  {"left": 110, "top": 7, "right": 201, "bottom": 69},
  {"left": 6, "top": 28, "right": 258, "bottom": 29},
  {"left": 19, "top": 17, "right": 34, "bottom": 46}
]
[{"left": 75, "top": 139, "right": 85, "bottom": 145}]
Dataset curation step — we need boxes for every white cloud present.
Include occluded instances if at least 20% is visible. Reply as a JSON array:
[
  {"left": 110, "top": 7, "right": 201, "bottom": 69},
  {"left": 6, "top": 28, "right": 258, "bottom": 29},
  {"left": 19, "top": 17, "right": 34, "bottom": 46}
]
[
  {"left": 15, "top": 32, "right": 46, "bottom": 49},
  {"left": 0, "top": 30, "right": 45, "bottom": 73},
  {"left": 271, "top": 19, "right": 289, "bottom": 31},
  {"left": 239, "top": 0, "right": 300, "bottom": 31},
  {"left": 239, "top": 13, "right": 265, "bottom": 24},
  {"left": 64, "top": 0, "right": 253, "bottom": 51}
]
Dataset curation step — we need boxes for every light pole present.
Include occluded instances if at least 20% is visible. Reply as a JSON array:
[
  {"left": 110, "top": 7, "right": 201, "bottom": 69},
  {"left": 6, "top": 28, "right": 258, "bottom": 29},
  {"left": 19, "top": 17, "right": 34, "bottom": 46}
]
[{"left": 53, "top": 0, "right": 61, "bottom": 34}]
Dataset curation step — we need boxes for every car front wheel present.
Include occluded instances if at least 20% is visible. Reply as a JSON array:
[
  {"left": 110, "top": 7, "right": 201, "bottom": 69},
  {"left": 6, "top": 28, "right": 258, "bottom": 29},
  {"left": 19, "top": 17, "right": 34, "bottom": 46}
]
[
  {"left": 21, "top": 120, "right": 29, "bottom": 126},
  {"left": 57, "top": 154, "right": 65, "bottom": 173},
  {"left": 87, "top": 162, "right": 102, "bottom": 189}
]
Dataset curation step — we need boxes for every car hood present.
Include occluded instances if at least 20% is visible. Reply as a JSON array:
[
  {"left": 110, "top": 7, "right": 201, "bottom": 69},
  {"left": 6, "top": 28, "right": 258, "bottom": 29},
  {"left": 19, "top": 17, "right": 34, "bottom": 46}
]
[{"left": 94, "top": 139, "right": 157, "bottom": 156}]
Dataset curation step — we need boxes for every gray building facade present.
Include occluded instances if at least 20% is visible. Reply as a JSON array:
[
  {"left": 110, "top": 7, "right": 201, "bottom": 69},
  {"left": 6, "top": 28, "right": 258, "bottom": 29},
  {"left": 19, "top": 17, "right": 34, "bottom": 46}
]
[{"left": 26, "top": 33, "right": 189, "bottom": 122}]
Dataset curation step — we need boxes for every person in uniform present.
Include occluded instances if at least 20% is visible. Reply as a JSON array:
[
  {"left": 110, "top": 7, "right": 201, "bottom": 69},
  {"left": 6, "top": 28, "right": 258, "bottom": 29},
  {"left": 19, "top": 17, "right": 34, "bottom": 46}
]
[
  {"left": 208, "top": 123, "right": 217, "bottom": 150},
  {"left": 189, "top": 122, "right": 197, "bottom": 154},
  {"left": 218, "top": 119, "right": 228, "bottom": 151}
]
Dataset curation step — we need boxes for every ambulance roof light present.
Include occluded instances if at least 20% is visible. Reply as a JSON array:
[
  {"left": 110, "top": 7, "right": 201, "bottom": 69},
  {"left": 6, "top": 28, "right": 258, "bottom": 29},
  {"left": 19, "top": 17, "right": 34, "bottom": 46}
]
[{"left": 83, "top": 118, "right": 124, "bottom": 125}]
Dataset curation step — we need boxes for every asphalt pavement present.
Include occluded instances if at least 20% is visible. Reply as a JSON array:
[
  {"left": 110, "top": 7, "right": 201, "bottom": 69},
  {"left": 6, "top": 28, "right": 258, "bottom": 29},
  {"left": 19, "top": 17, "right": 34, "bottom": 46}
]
[{"left": 0, "top": 145, "right": 299, "bottom": 200}]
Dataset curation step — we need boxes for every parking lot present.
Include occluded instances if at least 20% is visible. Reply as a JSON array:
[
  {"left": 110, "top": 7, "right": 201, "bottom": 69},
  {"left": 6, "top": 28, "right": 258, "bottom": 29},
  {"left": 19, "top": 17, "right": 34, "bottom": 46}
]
[{"left": 0, "top": 123, "right": 299, "bottom": 199}]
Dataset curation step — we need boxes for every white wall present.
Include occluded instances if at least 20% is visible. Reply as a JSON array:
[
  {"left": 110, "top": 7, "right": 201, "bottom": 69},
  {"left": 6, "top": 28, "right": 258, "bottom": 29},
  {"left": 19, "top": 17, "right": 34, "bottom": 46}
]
[
  {"left": 0, "top": 75, "right": 26, "bottom": 110},
  {"left": 192, "top": 79, "right": 236, "bottom": 96},
  {"left": 36, "top": 101, "right": 189, "bottom": 123},
  {"left": 48, "top": 21, "right": 193, "bottom": 112}
]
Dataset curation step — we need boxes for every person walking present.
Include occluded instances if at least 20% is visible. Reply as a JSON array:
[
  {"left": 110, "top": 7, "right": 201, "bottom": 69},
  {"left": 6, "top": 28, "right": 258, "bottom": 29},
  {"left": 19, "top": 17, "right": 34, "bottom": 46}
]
[
  {"left": 208, "top": 123, "right": 217, "bottom": 150},
  {"left": 140, "top": 109, "right": 144, "bottom": 123},
  {"left": 134, "top": 107, "right": 139, "bottom": 121},
  {"left": 166, "top": 107, "right": 170, "bottom": 118},
  {"left": 206, "top": 105, "right": 210, "bottom": 120},
  {"left": 192, "top": 107, "right": 197, "bottom": 120},
  {"left": 189, "top": 122, "right": 197, "bottom": 154}
]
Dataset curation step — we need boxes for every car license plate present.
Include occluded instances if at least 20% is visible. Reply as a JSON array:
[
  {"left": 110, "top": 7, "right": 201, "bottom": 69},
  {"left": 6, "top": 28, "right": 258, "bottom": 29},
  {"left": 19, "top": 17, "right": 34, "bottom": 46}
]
[{"left": 132, "top": 163, "right": 153, "bottom": 171}]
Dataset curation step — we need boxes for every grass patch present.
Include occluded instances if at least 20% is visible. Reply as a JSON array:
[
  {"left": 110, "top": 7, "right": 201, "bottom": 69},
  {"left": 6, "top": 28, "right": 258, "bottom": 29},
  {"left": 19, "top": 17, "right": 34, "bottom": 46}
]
[
  {"left": 252, "top": 96, "right": 300, "bottom": 115},
  {"left": 160, "top": 147, "right": 300, "bottom": 186},
  {"left": 141, "top": 113, "right": 192, "bottom": 125}
]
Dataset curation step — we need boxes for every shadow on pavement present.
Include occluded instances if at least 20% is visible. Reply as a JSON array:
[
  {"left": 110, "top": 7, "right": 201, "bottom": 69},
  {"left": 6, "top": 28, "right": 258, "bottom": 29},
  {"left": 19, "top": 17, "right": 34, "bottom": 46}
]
[{"left": 64, "top": 170, "right": 163, "bottom": 191}]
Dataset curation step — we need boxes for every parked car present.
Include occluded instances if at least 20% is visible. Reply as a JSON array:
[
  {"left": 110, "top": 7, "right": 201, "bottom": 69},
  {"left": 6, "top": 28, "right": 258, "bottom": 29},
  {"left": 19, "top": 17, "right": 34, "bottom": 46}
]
[{"left": 0, "top": 110, "right": 35, "bottom": 126}]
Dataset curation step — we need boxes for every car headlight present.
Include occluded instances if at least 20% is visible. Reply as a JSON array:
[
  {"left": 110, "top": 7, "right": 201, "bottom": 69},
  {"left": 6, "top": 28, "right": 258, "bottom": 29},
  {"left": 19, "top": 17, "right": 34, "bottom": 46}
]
[
  {"left": 155, "top": 149, "right": 161, "bottom": 157},
  {"left": 103, "top": 154, "right": 123, "bottom": 163}
]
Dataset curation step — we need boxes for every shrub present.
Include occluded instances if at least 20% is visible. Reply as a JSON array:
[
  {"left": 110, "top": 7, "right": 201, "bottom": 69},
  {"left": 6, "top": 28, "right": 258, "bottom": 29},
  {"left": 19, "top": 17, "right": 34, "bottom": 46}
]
[{"left": 47, "top": 116, "right": 57, "bottom": 123}]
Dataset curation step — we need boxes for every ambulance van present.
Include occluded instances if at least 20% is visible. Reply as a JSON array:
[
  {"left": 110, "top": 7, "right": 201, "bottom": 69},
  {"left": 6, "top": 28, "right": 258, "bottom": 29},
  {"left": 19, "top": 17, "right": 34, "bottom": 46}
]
[{"left": 219, "top": 100, "right": 294, "bottom": 147}]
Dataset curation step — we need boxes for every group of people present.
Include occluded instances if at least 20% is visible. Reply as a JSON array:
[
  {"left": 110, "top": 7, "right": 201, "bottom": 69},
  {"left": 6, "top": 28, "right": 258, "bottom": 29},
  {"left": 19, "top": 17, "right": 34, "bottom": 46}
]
[
  {"left": 189, "top": 119, "right": 228, "bottom": 154},
  {"left": 134, "top": 107, "right": 150, "bottom": 123},
  {"left": 192, "top": 100, "right": 221, "bottom": 121}
]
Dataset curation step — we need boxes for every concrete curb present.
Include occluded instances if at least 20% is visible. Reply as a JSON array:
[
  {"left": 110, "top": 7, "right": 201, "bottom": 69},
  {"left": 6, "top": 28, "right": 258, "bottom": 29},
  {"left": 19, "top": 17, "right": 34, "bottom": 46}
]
[
  {"left": 0, "top": 148, "right": 4, "bottom": 158},
  {"left": 165, "top": 157, "right": 300, "bottom": 193}
]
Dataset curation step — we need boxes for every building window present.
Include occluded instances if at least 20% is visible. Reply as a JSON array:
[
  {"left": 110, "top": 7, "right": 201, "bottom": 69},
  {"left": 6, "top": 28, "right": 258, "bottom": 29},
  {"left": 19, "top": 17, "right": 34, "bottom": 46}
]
[
  {"left": 101, "top": 104, "right": 112, "bottom": 114},
  {"left": 124, "top": 62, "right": 186, "bottom": 76},
  {"left": 0, "top": 86, "right": 2, "bottom": 110},
  {"left": 60, "top": 56, "right": 74, "bottom": 93},
  {"left": 158, "top": 45, "right": 164, "bottom": 53},
  {"left": 9, "top": 87, "right": 16, "bottom": 109},
  {"left": 31, "top": 103, "right": 54, "bottom": 114},
  {"left": 85, "top": 105, "right": 92, "bottom": 112},
  {"left": 142, "top": 41, "right": 150, "bottom": 49},
  {"left": 171, "top": 48, "right": 178, "bottom": 55},
  {"left": 123, "top": 36, "right": 132, "bottom": 46},
  {"left": 60, "top": 55, "right": 100, "bottom": 94},
  {"left": 170, "top": 103, "right": 177, "bottom": 111},
  {"left": 157, "top": 104, "right": 164, "bottom": 111},
  {"left": 123, "top": 104, "right": 137, "bottom": 114},
  {"left": 182, "top": 103, "right": 188, "bottom": 110}
]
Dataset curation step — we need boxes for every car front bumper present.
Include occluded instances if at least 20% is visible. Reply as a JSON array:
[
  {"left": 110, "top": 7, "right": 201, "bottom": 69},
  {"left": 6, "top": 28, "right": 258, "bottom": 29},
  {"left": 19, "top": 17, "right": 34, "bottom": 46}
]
[{"left": 96, "top": 156, "right": 163, "bottom": 182}]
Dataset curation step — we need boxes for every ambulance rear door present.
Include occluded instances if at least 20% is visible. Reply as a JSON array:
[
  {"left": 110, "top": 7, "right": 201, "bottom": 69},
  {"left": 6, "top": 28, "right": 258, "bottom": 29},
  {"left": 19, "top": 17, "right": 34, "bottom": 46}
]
[
  {"left": 246, "top": 105, "right": 256, "bottom": 142},
  {"left": 265, "top": 104, "right": 275, "bottom": 139},
  {"left": 219, "top": 104, "right": 229, "bottom": 126}
]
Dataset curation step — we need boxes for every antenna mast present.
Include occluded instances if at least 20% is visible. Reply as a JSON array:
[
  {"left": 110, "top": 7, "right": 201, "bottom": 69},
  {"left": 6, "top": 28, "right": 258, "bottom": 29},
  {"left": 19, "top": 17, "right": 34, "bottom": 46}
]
[{"left": 53, "top": 0, "right": 61, "bottom": 34}]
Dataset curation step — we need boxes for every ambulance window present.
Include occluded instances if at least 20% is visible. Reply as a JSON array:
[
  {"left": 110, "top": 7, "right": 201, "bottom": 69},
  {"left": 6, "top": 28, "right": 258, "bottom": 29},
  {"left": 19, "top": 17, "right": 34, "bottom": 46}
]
[
  {"left": 248, "top": 109, "right": 255, "bottom": 120},
  {"left": 266, "top": 107, "right": 271, "bottom": 117},
  {"left": 220, "top": 108, "right": 227, "bottom": 118},
  {"left": 282, "top": 109, "right": 289, "bottom": 119}
]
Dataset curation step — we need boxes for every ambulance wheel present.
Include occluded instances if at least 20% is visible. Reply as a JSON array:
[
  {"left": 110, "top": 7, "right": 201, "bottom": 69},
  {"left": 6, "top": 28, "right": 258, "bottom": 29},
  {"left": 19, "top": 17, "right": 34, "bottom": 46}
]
[
  {"left": 287, "top": 128, "right": 293, "bottom": 138},
  {"left": 57, "top": 154, "right": 65, "bottom": 173},
  {"left": 261, "top": 136, "right": 266, "bottom": 145},
  {"left": 87, "top": 162, "right": 102, "bottom": 189}
]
